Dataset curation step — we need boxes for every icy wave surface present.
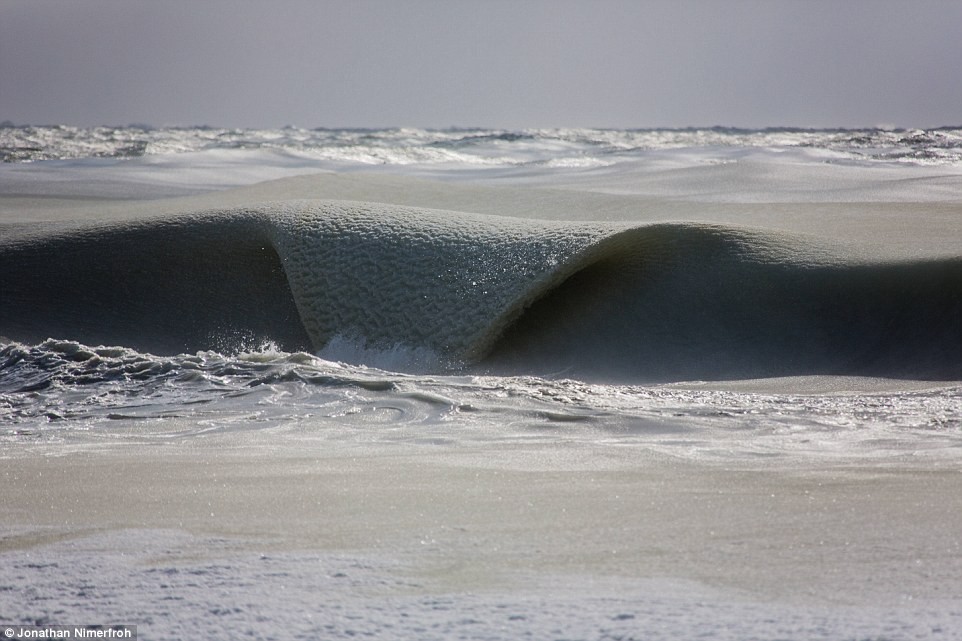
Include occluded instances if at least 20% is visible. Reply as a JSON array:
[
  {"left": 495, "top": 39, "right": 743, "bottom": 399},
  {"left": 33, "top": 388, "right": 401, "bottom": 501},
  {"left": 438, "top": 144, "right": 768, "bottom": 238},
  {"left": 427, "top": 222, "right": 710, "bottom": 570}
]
[{"left": 1, "top": 200, "right": 960, "bottom": 383}]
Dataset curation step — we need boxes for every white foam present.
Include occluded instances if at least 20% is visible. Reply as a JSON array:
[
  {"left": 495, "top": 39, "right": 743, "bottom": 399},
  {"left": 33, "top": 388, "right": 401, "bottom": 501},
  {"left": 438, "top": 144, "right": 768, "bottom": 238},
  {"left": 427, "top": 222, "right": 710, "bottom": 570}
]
[
  {"left": 3, "top": 527, "right": 957, "bottom": 641},
  {"left": 317, "top": 334, "right": 445, "bottom": 374},
  {"left": 6, "top": 127, "right": 962, "bottom": 204}
]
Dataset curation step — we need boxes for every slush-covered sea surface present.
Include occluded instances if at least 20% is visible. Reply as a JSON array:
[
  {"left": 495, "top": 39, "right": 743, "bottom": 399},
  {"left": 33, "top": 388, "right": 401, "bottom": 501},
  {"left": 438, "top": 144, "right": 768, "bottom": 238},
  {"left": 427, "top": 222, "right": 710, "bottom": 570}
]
[
  {"left": 2, "top": 125, "right": 962, "bottom": 640},
  {"left": 2, "top": 124, "right": 961, "bottom": 461},
  {"left": 4, "top": 123, "right": 962, "bottom": 165}
]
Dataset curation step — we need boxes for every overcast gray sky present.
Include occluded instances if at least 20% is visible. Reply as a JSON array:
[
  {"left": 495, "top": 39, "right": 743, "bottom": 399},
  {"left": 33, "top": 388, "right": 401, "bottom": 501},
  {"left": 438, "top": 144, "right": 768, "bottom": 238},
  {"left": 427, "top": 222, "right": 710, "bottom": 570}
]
[{"left": 1, "top": 0, "right": 960, "bottom": 129}]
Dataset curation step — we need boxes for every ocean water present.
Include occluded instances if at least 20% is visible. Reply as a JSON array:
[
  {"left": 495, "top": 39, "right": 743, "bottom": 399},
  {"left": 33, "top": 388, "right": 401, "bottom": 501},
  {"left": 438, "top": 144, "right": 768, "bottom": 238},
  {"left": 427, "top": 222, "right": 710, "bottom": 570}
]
[
  {"left": 2, "top": 124, "right": 960, "bottom": 462},
  {"left": 2, "top": 125, "right": 962, "bottom": 639}
]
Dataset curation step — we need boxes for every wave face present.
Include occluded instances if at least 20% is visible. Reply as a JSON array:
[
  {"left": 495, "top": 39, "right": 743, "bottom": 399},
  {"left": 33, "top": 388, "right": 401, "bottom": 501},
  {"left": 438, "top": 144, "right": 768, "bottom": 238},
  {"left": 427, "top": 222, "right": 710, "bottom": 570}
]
[
  {"left": 0, "top": 211, "right": 312, "bottom": 355},
  {"left": 2, "top": 200, "right": 960, "bottom": 383}
]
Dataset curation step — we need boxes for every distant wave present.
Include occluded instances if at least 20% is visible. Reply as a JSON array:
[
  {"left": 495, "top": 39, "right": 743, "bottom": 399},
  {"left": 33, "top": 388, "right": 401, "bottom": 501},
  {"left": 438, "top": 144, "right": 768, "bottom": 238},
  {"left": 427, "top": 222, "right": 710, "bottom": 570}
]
[
  {"left": 2, "top": 200, "right": 960, "bottom": 382},
  {"left": 3, "top": 124, "right": 962, "bottom": 166}
]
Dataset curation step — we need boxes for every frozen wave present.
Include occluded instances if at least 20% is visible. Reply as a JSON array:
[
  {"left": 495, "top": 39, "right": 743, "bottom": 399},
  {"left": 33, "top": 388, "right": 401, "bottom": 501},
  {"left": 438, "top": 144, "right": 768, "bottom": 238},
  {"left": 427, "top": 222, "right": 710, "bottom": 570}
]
[{"left": 2, "top": 200, "right": 960, "bottom": 383}]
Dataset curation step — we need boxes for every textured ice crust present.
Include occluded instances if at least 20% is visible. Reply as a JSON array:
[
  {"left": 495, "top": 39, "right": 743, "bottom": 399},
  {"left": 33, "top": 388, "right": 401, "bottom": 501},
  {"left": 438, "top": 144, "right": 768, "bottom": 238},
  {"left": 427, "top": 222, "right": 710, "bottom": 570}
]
[
  {"left": 266, "top": 200, "right": 617, "bottom": 362},
  {"left": 2, "top": 528, "right": 958, "bottom": 641}
]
